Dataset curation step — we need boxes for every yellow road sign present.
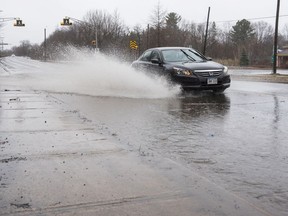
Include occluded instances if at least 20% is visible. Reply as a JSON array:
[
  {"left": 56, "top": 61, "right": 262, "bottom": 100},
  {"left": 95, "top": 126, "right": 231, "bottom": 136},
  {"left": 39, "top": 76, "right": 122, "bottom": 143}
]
[{"left": 130, "top": 40, "right": 138, "bottom": 50}]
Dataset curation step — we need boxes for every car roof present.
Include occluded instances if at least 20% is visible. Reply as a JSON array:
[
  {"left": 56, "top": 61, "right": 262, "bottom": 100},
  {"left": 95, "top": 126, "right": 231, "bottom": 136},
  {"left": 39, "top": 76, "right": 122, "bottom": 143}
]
[{"left": 148, "top": 47, "right": 193, "bottom": 51}]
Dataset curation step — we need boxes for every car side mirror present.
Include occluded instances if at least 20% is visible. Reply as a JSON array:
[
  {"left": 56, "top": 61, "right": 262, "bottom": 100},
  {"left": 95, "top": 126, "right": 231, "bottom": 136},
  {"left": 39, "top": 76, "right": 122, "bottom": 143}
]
[
  {"left": 151, "top": 58, "right": 160, "bottom": 64},
  {"left": 206, "top": 57, "right": 213, "bottom": 61}
]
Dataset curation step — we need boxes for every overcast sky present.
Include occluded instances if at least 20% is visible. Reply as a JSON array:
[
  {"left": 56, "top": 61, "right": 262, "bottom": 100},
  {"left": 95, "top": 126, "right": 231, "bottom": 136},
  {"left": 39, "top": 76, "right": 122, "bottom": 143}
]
[{"left": 1, "top": 0, "right": 288, "bottom": 49}]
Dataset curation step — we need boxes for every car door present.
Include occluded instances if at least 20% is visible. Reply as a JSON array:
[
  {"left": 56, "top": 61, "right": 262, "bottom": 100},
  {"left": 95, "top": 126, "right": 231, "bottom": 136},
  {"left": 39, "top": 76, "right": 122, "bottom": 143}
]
[
  {"left": 134, "top": 50, "right": 152, "bottom": 71},
  {"left": 148, "top": 50, "right": 165, "bottom": 76}
]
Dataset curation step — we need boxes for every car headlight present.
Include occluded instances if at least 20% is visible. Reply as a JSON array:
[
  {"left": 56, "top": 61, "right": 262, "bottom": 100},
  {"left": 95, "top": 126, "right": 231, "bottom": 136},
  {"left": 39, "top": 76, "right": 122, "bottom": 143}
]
[
  {"left": 223, "top": 66, "right": 229, "bottom": 74},
  {"left": 173, "top": 67, "right": 194, "bottom": 76}
]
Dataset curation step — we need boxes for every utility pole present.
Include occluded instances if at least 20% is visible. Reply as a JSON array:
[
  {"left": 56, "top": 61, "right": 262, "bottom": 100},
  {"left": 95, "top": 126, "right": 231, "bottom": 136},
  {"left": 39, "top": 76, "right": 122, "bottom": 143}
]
[
  {"left": 95, "top": 28, "right": 98, "bottom": 51},
  {"left": 273, "top": 0, "right": 280, "bottom": 74},
  {"left": 147, "top": 24, "right": 150, "bottom": 49},
  {"left": 203, "top": 7, "right": 210, "bottom": 56},
  {"left": 44, "top": 28, "right": 47, "bottom": 61}
]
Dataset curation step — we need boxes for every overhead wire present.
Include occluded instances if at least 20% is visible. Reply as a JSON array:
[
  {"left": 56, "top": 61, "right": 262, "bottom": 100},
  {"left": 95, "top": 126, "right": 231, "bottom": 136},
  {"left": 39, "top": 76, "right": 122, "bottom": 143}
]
[{"left": 214, "top": 15, "right": 288, "bottom": 23}]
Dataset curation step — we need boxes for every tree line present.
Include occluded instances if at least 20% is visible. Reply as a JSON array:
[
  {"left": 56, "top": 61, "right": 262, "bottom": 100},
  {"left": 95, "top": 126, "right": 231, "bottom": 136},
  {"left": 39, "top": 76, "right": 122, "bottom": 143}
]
[{"left": 3, "top": 4, "right": 288, "bottom": 66}]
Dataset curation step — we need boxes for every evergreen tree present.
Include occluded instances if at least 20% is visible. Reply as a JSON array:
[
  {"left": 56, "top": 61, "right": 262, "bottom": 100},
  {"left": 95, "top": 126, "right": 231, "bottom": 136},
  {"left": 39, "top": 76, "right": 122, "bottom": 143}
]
[
  {"left": 240, "top": 50, "right": 249, "bottom": 66},
  {"left": 230, "top": 19, "right": 255, "bottom": 44},
  {"left": 165, "top": 12, "right": 181, "bottom": 30},
  {"left": 229, "top": 19, "right": 255, "bottom": 63},
  {"left": 164, "top": 12, "right": 182, "bottom": 46}
]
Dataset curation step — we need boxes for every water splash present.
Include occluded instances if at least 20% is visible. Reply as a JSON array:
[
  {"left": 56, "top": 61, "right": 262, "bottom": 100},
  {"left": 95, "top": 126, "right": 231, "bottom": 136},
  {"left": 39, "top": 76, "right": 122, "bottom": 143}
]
[{"left": 1, "top": 47, "right": 180, "bottom": 98}]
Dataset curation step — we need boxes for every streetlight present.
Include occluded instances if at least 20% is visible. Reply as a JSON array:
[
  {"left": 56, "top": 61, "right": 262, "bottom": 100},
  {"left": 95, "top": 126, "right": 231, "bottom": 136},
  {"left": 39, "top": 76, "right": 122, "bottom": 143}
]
[{"left": 272, "top": 0, "right": 280, "bottom": 74}]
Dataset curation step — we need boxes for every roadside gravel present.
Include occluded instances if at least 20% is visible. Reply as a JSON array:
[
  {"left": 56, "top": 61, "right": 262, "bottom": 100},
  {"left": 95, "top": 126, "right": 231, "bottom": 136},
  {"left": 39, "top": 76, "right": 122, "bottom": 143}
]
[{"left": 231, "top": 73, "right": 288, "bottom": 84}]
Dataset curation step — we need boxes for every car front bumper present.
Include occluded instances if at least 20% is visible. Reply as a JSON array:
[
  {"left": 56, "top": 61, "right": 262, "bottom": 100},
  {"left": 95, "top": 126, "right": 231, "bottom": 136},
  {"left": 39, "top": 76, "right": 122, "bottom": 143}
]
[{"left": 172, "top": 74, "right": 231, "bottom": 91}]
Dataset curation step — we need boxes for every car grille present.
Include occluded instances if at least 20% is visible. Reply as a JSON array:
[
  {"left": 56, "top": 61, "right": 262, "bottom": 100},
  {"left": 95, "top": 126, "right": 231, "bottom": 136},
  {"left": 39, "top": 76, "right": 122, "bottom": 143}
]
[{"left": 194, "top": 69, "right": 223, "bottom": 77}]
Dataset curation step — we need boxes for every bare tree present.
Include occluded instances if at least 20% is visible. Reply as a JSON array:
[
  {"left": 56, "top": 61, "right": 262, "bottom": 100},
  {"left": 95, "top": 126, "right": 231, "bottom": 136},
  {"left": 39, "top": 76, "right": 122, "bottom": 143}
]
[
  {"left": 82, "top": 9, "right": 127, "bottom": 51},
  {"left": 282, "top": 24, "right": 288, "bottom": 42},
  {"left": 180, "top": 20, "right": 203, "bottom": 51},
  {"left": 251, "top": 21, "right": 274, "bottom": 66},
  {"left": 150, "top": 2, "right": 166, "bottom": 47},
  {"left": 253, "top": 21, "right": 274, "bottom": 43},
  {"left": 12, "top": 40, "right": 32, "bottom": 57}
]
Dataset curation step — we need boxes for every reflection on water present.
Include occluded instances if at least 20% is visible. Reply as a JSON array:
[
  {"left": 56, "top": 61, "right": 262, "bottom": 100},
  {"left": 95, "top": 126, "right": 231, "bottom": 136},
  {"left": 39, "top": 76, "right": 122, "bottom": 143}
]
[
  {"left": 139, "top": 93, "right": 231, "bottom": 164},
  {"left": 168, "top": 92, "right": 230, "bottom": 120},
  {"left": 273, "top": 95, "right": 280, "bottom": 129}
]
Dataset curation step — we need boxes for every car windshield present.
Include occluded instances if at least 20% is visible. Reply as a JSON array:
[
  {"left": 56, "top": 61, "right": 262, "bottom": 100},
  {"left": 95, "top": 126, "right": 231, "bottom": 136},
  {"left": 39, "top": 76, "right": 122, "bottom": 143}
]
[{"left": 162, "top": 49, "right": 205, "bottom": 63}]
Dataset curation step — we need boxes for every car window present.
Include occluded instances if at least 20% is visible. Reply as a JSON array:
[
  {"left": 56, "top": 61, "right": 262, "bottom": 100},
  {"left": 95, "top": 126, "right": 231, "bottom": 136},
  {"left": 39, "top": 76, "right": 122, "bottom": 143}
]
[
  {"left": 162, "top": 50, "right": 186, "bottom": 62},
  {"left": 139, "top": 50, "right": 152, "bottom": 62},
  {"left": 162, "top": 49, "right": 205, "bottom": 62},
  {"left": 186, "top": 49, "right": 206, "bottom": 61},
  {"left": 150, "top": 50, "right": 160, "bottom": 60}
]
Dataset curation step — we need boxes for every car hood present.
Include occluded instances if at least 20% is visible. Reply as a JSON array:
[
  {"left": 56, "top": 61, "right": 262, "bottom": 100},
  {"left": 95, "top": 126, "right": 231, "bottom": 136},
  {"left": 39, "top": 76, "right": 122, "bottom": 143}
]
[{"left": 168, "top": 61, "right": 224, "bottom": 70}]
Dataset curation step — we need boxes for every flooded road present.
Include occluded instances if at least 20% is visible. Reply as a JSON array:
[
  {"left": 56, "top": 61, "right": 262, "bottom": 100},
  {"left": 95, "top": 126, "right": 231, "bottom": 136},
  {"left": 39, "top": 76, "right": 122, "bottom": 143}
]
[
  {"left": 53, "top": 81, "right": 288, "bottom": 215},
  {"left": 1, "top": 55, "right": 288, "bottom": 215}
]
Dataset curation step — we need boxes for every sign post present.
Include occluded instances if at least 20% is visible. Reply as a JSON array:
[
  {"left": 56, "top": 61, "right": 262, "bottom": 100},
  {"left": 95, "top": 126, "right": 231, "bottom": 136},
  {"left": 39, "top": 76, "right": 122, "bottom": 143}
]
[{"left": 130, "top": 40, "right": 138, "bottom": 60}]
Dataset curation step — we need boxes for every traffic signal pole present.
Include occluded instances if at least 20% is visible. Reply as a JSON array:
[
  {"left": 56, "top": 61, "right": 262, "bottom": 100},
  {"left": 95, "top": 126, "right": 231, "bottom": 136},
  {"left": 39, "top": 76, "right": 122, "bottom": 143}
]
[
  {"left": 0, "top": 17, "right": 25, "bottom": 52},
  {"left": 0, "top": 17, "right": 25, "bottom": 26}
]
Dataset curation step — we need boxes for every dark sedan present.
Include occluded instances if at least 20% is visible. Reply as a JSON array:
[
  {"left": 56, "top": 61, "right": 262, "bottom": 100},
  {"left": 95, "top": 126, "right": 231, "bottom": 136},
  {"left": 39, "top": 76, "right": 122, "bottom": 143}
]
[{"left": 131, "top": 47, "right": 231, "bottom": 92}]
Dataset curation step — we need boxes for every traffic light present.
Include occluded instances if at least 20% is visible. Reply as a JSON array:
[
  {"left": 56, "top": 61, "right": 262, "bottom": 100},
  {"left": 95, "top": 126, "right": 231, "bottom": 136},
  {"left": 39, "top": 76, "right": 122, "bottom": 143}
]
[
  {"left": 14, "top": 19, "right": 25, "bottom": 27},
  {"left": 61, "top": 17, "right": 72, "bottom": 26}
]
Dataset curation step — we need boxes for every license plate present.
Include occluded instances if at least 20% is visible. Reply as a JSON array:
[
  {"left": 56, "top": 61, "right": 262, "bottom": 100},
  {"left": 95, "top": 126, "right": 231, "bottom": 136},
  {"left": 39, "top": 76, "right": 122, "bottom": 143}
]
[{"left": 207, "top": 78, "right": 218, "bottom": 85}]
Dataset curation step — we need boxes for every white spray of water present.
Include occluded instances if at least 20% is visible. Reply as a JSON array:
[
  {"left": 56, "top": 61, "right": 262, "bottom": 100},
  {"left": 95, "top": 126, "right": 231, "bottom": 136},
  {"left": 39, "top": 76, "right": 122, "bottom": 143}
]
[{"left": 2, "top": 47, "right": 180, "bottom": 98}]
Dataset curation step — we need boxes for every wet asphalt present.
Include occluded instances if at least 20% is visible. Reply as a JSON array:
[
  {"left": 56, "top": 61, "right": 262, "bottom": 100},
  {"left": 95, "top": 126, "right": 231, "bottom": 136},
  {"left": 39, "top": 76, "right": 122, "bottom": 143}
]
[
  {"left": 51, "top": 80, "right": 288, "bottom": 215},
  {"left": 1, "top": 80, "right": 288, "bottom": 215}
]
